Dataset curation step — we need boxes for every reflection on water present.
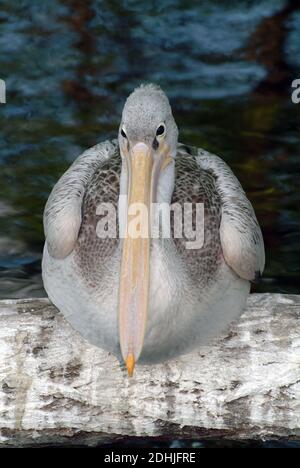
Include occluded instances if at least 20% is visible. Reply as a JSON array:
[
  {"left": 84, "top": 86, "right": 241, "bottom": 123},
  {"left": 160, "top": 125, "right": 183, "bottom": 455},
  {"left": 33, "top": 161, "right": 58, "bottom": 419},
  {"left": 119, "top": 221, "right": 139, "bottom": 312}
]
[{"left": 0, "top": 0, "right": 300, "bottom": 298}]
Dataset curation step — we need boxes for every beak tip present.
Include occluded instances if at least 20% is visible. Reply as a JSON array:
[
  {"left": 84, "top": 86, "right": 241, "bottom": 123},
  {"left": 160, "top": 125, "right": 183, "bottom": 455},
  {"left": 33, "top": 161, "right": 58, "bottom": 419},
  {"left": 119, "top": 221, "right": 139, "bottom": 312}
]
[{"left": 126, "top": 353, "right": 135, "bottom": 377}]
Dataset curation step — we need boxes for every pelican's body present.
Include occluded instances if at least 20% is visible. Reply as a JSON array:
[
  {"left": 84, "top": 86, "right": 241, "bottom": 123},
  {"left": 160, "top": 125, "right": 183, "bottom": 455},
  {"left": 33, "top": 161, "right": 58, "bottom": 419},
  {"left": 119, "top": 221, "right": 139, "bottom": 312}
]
[{"left": 42, "top": 85, "right": 264, "bottom": 372}]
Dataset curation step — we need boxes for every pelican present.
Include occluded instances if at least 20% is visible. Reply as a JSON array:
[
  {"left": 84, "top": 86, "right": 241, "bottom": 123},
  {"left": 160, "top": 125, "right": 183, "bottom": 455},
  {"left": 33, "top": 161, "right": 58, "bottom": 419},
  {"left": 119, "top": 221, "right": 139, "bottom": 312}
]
[{"left": 42, "top": 84, "right": 265, "bottom": 376}]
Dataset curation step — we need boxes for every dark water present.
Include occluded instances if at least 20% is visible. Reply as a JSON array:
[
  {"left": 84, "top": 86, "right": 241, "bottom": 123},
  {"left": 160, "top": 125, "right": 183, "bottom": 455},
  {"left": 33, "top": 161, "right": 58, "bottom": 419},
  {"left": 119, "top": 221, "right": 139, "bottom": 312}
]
[
  {"left": 1, "top": 0, "right": 300, "bottom": 298},
  {"left": 0, "top": 0, "right": 299, "bottom": 448}
]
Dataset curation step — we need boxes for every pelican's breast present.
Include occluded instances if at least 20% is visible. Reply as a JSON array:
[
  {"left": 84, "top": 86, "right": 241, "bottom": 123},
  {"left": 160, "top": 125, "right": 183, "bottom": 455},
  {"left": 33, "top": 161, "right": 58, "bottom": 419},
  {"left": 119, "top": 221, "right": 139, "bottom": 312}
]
[
  {"left": 171, "top": 147, "right": 223, "bottom": 288},
  {"left": 74, "top": 150, "right": 122, "bottom": 289}
]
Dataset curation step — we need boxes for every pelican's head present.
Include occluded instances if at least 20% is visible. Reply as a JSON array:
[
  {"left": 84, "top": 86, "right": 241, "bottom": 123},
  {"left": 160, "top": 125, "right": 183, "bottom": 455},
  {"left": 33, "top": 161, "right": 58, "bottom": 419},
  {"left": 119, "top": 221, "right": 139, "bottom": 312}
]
[
  {"left": 118, "top": 84, "right": 178, "bottom": 376},
  {"left": 119, "top": 84, "right": 178, "bottom": 164}
]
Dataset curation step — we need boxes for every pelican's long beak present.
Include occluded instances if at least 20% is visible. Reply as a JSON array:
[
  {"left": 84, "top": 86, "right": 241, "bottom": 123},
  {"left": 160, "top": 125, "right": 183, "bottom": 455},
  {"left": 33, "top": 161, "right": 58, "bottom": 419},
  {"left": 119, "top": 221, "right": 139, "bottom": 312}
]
[{"left": 118, "top": 141, "right": 171, "bottom": 377}]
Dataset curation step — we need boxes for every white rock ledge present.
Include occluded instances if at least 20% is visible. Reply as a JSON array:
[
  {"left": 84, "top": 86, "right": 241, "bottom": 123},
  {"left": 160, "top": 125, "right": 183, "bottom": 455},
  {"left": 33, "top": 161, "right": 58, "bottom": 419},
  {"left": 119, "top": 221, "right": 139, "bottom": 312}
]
[{"left": 0, "top": 293, "right": 299, "bottom": 447}]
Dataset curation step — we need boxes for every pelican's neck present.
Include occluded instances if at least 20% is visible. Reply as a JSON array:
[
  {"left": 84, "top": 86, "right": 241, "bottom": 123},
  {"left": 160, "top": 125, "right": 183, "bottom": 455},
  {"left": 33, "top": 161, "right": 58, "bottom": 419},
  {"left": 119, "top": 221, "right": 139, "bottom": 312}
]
[{"left": 156, "top": 158, "right": 175, "bottom": 204}]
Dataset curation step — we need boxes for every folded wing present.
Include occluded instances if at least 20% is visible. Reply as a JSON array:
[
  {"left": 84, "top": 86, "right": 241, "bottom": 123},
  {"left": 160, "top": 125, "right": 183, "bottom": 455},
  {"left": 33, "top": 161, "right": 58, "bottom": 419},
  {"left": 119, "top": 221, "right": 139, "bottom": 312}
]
[
  {"left": 195, "top": 148, "right": 265, "bottom": 281},
  {"left": 44, "top": 140, "right": 118, "bottom": 259}
]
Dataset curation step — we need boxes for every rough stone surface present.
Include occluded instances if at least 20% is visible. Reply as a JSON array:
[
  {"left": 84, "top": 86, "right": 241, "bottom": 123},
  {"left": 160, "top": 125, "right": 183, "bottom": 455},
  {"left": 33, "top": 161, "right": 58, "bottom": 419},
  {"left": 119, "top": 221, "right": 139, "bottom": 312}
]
[{"left": 0, "top": 294, "right": 299, "bottom": 446}]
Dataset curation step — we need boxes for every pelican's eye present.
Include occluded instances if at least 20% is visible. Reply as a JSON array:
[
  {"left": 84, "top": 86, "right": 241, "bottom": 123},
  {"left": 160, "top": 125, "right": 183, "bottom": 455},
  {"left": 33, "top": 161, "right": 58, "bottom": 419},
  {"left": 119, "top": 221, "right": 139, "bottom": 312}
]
[
  {"left": 121, "top": 128, "right": 127, "bottom": 139},
  {"left": 156, "top": 124, "right": 166, "bottom": 138}
]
